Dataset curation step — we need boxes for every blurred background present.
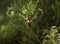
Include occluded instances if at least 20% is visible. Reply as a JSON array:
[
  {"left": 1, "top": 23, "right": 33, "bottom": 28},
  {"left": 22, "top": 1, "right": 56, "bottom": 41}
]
[{"left": 0, "top": 0, "right": 60, "bottom": 44}]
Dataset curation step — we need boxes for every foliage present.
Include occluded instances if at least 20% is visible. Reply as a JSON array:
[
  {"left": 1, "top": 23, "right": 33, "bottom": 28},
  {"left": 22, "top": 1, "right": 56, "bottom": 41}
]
[{"left": 0, "top": 0, "right": 60, "bottom": 44}]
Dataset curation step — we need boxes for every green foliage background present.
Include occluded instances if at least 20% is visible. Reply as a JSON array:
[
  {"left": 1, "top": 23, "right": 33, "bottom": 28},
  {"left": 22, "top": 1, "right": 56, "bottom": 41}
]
[{"left": 0, "top": 0, "right": 60, "bottom": 44}]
